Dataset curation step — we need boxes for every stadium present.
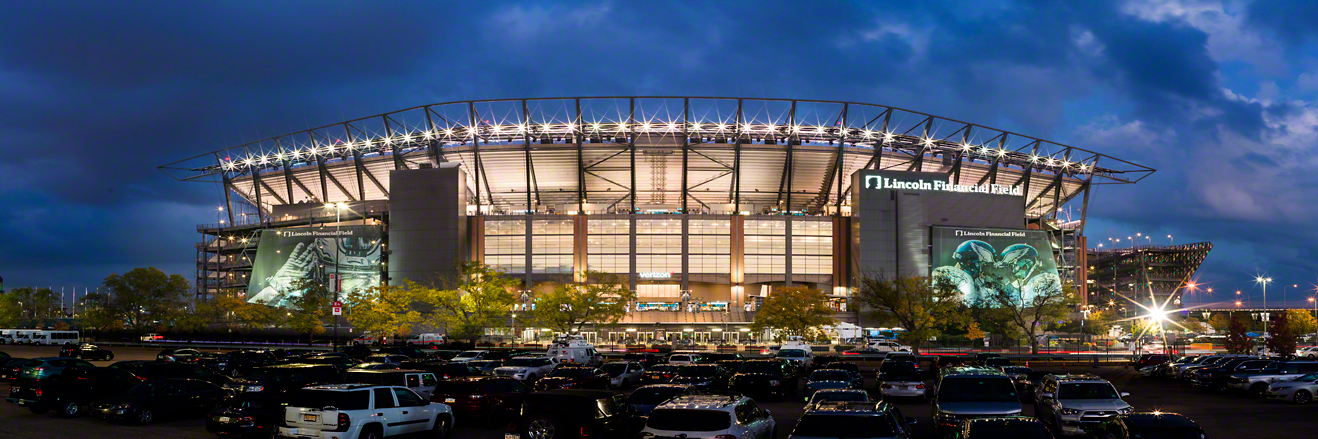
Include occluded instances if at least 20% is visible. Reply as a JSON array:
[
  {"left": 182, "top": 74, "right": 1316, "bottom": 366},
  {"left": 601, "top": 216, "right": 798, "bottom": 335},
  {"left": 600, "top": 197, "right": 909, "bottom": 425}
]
[{"left": 162, "top": 96, "right": 1162, "bottom": 343}]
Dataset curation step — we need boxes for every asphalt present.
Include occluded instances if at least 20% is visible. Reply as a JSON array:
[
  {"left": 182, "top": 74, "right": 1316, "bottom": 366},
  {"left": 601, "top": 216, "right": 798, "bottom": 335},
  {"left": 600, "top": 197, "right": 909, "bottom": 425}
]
[{"left": 0, "top": 344, "right": 1310, "bottom": 438}]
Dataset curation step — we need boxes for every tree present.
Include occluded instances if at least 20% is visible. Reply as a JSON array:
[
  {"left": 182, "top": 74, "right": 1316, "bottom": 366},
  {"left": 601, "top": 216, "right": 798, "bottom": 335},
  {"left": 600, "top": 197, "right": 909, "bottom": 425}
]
[
  {"left": 1267, "top": 310, "right": 1297, "bottom": 356},
  {"left": 529, "top": 271, "right": 637, "bottom": 334},
  {"left": 1, "top": 287, "right": 62, "bottom": 325},
  {"left": 211, "top": 294, "right": 281, "bottom": 337},
  {"left": 981, "top": 280, "right": 1077, "bottom": 354},
  {"left": 1224, "top": 312, "right": 1253, "bottom": 354},
  {"left": 419, "top": 262, "right": 519, "bottom": 344},
  {"left": 98, "top": 268, "right": 191, "bottom": 334},
  {"left": 1084, "top": 308, "right": 1118, "bottom": 336},
  {"left": 345, "top": 283, "right": 422, "bottom": 342},
  {"left": 965, "top": 322, "right": 986, "bottom": 342},
  {"left": 285, "top": 278, "right": 332, "bottom": 346},
  {"left": 853, "top": 273, "right": 966, "bottom": 353},
  {"left": 1285, "top": 309, "right": 1318, "bottom": 338},
  {"left": 749, "top": 286, "right": 837, "bottom": 342},
  {"left": 1208, "top": 313, "right": 1232, "bottom": 333}
]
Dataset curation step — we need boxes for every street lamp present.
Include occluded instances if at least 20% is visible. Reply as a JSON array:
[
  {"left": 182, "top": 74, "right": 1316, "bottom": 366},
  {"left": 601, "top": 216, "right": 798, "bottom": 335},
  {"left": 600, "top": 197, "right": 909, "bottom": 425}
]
[
  {"left": 326, "top": 202, "right": 349, "bottom": 350},
  {"left": 1284, "top": 284, "right": 1298, "bottom": 304},
  {"left": 1310, "top": 297, "right": 1317, "bottom": 342},
  {"left": 1167, "top": 235, "right": 1173, "bottom": 246},
  {"left": 1257, "top": 276, "right": 1272, "bottom": 350}
]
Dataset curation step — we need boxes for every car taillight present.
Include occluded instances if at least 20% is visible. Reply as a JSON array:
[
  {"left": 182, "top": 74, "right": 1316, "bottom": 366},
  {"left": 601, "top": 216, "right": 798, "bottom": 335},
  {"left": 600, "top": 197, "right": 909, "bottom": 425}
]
[
  {"left": 714, "top": 435, "right": 738, "bottom": 439},
  {"left": 35, "top": 389, "right": 42, "bottom": 397},
  {"left": 916, "top": 384, "right": 926, "bottom": 389},
  {"left": 469, "top": 394, "right": 484, "bottom": 399},
  {"left": 881, "top": 384, "right": 892, "bottom": 389},
  {"left": 580, "top": 426, "right": 590, "bottom": 436},
  {"left": 328, "top": 413, "right": 350, "bottom": 432},
  {"left": 237, "top": 416, "right": 255, "bottom": 422}
]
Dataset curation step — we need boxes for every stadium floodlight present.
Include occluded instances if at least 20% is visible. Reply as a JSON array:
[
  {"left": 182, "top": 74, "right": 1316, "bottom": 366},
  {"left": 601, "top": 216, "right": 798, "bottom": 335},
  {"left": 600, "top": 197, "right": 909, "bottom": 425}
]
[
  {"left": 667, "top": 122, "right": 677, "bottom": 130},
  {"left": 617, "top": 123, "right": 627, "bottom": 131},
  {"left": 1030, "top": 155, "right": 1039, "bottom": 162},
  {"left": 403, "top": 134, "right": 413, "bottom": 142},
  {"left": 718, "top": 123, "right": 727, "bottom": 131},
  {"left": 542, "top": 124, "right": 551, "bottom": 132},
  {"left": 997, "top": 149, "right": 1007, "bottom": 157},
  {"left": 922, "top": 137, "right": 935, "bottom": 147},
  {"left": 591, "top": 123, "right": 601, "bottom": 131},
  {"left": 517, "top": 124, "right": 526, "bottom": 133},
  {"left": 882, "top": 132, "right": 894, "bottom": 143},
  {"left": 863, "top": 130, "right": 873, "bottom": 139},
  {"left": 565, "top": 124, "right": 575, "bottom": 131},
  {"left": 443, "top": 128, "right": 453, "bottom": 136},
  {"left": 642, "top": 122, "right": 651, "bottom": 131}
]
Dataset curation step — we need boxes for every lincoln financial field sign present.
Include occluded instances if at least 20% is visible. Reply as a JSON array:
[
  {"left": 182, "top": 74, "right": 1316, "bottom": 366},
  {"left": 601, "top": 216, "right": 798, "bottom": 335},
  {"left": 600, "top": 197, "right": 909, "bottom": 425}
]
[{"left": 864, "top": 175, "right": 1023, "bottom": 196}]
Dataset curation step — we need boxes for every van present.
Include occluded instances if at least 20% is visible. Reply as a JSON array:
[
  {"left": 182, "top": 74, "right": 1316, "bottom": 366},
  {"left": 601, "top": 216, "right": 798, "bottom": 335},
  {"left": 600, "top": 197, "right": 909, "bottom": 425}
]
[
  {"left": 35, "top": 331, "right": 79, "bottom": 346},
  {"left": 343, "top": 369, "right": 439, "bottom": 399},
  {"left": 547, "top": 335, "right": 602, "bottom": 366},
  {"left": 13, "top": 330, "right": 40, "bottom": 345},
  {"left": 0, "top": 330, "right": 15, "bottom": 344},
  {"left": 407, "top": 333, "right": 447, "bottom": 347}
]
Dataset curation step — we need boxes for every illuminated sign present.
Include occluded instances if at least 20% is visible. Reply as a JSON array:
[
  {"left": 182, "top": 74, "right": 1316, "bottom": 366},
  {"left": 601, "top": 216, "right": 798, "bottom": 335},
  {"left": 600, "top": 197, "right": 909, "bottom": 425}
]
[
  {"left": 638, "top": 272, "right": 673, "bottom": 279},
  {"left": 864, "top": 175, "right": 1022, "bottom": 196}
]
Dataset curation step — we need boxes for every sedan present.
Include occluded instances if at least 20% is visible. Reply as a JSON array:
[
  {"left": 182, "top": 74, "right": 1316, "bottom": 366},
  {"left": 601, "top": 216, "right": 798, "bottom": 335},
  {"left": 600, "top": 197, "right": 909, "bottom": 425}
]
[
  {"left": 1265, "top": 373, "right": 1318, "bottom": 404},
  {"left": 90, "top": 379, "right": 228, "bottom": 425},
  {"left": 803, "top": 369, "right": 864, "bottom": 398},
  {"left": 60, "top": 344, "right": 114, "bottom": 361},
  {"left": 534, "top": 366, "right": 611, "bottom": 391},
  {"left": 599, "top": 361, "right": 645, "bottom": 388}
]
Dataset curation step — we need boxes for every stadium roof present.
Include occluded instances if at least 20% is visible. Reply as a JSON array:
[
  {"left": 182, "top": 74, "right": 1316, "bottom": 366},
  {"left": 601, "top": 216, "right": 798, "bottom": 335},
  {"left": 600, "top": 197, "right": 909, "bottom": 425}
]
[{"left": 160, "top": 97, "right": 1154, "bottom": 224}]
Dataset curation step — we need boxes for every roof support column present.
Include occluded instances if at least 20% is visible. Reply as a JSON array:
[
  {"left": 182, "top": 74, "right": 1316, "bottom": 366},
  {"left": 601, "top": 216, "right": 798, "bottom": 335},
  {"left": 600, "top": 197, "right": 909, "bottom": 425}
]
[{"left": 681, "top": 98, "right": 690, "bottom": 213}]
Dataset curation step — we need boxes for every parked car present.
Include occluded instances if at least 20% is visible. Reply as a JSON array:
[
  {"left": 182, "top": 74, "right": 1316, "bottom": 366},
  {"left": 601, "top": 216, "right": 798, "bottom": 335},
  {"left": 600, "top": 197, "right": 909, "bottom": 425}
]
[
  {"left": 419, "top": 363, "right": 482, "bottom": 381},
  {"left": 513, "top": 390, "right": 644, "bottom": 439},
  {"left": 1034, "top": 374, "right": 1132, "bottom": 436},
  {"left": 58, "top": 343, "right": 114, "bottom": 361},
  {"left": 205, "top": 392, "right": 288, "bottom": 438},
  {"left": 432, "top": 376, "right": 531, "bottom": 428},
  {"left": 878, "top": 368, "right": 927, "bottom": 400},
  {"left": 931, "top": 367, "right": 1023, "bottom": 435},
  {"left": 1226, "top": 360, "right": 1318, "bottom": 395},
  {"left": 279, "top": 384, "right": 454, "bottom": 438},
  {"left": 5, "top": 366, "right": 141, "bottom": 416},
  {"left": 803, "top": 369, "right": 864, "bottom": 398},
  {"left": 494, "top": 356, "right": 555, "bottom": 382},
  {"left": 1083, "top": 412, "right": 1207, "bottom": 439},
  {"left": 378, "top": 346, "right": 435, "bottom": 360},
  {"left": 1265, "top": 373, "right": 1318, "bottom": 404},
  {"left": 804, "top": 389, "right": 874, "bottom": 409},
  {"left": 297, "top": 353, "right": 360, "bottom": 373},
  {"left": 621, "top": 353, "right": 661, "bottom": 368},
  {"left": 934, "top": 356, "right": 968, "bottom": 375},
  {"left": 344, "top": 369, "right": 439, "bottom": 399},
  {"left": 535, "top": 366, "right": 611, "bottom": 391},
  {"left": 350, "top": 362, "right": 401, "bottom": 371},
  {"left": 16, "top": 357, "right": 96, "bottom": 381},
  {"left": 641, "top": 394, "right": 775, "bottom": 439},
  {"left": 666, "top": 353, "right": 702, "bottom": 365},
  {"left": 790, "top": 401, "right": 914, "bottom": 439},
  {"left": 213, "top": 350, "right": 278, "bottom": 376},
  {"left": 450, "top": 350, "right": 490, "bottom": 363},
  {"left": 141, "top": 333, "right": 165, "bottom": 342},
  {"left": 365, "top": 354, "right": 410, "bottom": 365},
  {"left": 90, "top": 378, "right": 228, "bottom": 425},
  {"left": 1189, "top": 358, "right": 1271, "bottom": 391},
  {"left": 158, "top": 348, "right": 202, "bottom": 362},
  {"left": 467, "top": 360, "right": 503, "bottom": 376},
  {"left": 224, "top": 363, "right": 344, "bottom": 397},
  {"left": 626, "top": 384, "right": 701, "bottom": 415},
  {"left": 406, "top": 333, "right": 447, "bottom": 348},
  {"left": 670, "top": 364, "right": 728, "bottom": 390},
  {"left": 1296, "top": 347, "right": 1318, "bottom": 359},
  {"left": 954, "top": 416, "right": 1053, "bottom": 439},
  {"left": 809, "top": 355, "right": 841, "bottom": 371},
  {"left": 0, "top": 357, "right": 28, "bottom": 382},
  {"left": 973, "top": 353, "right": 1003, "bottom": 366},
  {"left": 637, "top": 364, "right": 681, "bottom": 386},
  {"left": 108, "top": 360, "right": 235, "bottom": 387},
  {"left": 728, "top": 359, "right": 798, "bottom": 400},
  {"left": 587, "top": 361, "right": 638, "bottom": 388},
  {"left": 334, "top": 344, "right": 373, "bottom": 360}
]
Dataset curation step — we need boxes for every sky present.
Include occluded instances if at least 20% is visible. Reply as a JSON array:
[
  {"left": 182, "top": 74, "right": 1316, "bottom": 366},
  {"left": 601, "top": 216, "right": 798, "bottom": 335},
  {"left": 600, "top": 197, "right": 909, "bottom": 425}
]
[{"left": 2, "top": 0, "right": 1318, "bottom": 308}]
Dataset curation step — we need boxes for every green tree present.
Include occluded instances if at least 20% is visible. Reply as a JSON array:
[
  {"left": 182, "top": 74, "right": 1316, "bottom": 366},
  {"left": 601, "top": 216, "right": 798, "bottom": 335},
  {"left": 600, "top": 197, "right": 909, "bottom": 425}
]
[
  {"left": 749, "top": 286, "right": 836, "bottom": 342},
  {"left": 98, "top": 268, "right": 191, "bottom": 334},
  {"left": 285, "top": 278, "right": 332, "bottom": 346},
  {"left": 212, "top": 294, "right": 281, "bottom": 338},
  {"left": 2, "top": 287, "right": 62, "bottom": 325},
  {"left": 346, "top": 283, "right": 423, "bottom": 342},
  {"left": 1084, "top": 308, "right": 1118, "bottom": 336},
  {"left": 982, "top": 281, "right": 1077, "bottom": 354},
  {"left": 529, "top": 271, "right": 637, "bottom": 334},
  {"left": 1267, "top": 310, "right": 1297, "bottom": 355},
  {"left": 1208, "top": 313, "right": 1232, "bottom": 332},
  {"left": 853, "top": 273, "right": 966, "bottom": 353},
  {"left": 1224, "top": 312, "right": 1253, "bottom": 354},
  {"left": 419, "top": 262, "right": 519, "bottom": 344},
  {"left": 1285, "top": 309, "right": 1318, "bottom": 339}
]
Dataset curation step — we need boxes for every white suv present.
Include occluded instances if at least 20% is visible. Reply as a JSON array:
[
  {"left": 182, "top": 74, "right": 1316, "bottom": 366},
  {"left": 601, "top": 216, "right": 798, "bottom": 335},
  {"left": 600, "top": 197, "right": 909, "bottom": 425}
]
[
  {"left": 1034, "top": 374, "right": 1132, "bottom": 436},
  {"left": 639, "top": 394, "right": 776, "bottom": 439},
  {"left": 280, "top": 384, "right": 453, "bottom": 439},
  {"left": 493, "top": 356, "right": 555, "bottom": 382}
]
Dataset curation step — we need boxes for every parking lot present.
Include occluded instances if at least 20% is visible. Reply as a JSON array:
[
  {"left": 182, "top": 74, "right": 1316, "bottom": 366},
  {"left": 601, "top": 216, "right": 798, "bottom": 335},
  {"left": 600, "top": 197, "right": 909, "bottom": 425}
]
[{"left": 0, "top": 344, "right": 1312, "bottom": 438}]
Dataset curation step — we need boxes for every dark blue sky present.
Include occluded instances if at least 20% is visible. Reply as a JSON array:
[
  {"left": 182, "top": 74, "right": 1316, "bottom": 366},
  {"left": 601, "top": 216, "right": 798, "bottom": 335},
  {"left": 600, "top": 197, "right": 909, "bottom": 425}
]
[{"left": 3, "top": 1, "right": 1317, "bottom": 308}]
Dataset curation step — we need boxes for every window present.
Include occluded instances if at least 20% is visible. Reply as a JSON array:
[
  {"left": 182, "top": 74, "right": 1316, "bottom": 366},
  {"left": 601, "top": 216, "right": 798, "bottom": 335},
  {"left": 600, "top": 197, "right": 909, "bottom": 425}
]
[
  {"left": 291, "top": 390, "right": 369, "bottom": 411},
  {"left": 373, "top": 388, "right": 397, "bottom": 409},
  {"left": 393, "top": 388, "right": 424, "bottom": 407},
  {"left": 422, "top": 374, "right": 436, "bottom": 387},
  {"left": 407, "top": 374, "right": 420, "bottom": 388}
]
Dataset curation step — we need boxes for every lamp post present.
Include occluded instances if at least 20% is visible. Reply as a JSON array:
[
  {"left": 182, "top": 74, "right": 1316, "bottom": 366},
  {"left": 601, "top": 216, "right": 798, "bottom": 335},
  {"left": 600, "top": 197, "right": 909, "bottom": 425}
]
[
  {"left": 1167, "top": 235, "right": 1173, "bottom": 246},
  {"left": 1310, "top": 297, "right": 1317, "bottom": 343},
  {"left": 327, "top": 202, "right": 348, "bottom": 351},
  {"left": 1257, "top": 276, "right": 1272, "bottom": 353}
]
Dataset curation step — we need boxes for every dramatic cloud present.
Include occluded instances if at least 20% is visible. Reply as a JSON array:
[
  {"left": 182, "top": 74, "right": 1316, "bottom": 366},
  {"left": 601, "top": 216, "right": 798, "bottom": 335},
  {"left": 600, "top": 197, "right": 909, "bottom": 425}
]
[{"left": 1, "top": 1, "right": 1316, "bottom": 305}]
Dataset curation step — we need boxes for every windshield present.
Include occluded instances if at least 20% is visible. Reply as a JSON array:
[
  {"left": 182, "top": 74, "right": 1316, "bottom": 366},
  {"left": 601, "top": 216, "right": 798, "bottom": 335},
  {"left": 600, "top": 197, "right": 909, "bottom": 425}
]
[
  {"left": 505, "top": 359, "right": 537, "bottom": 367},
  {"left": 793, "top": 414, "right": 896, "bottom": 438},
  {"left": 647, "top": 365, "right": 679, "bottom": 373},
  {"left": 1127, "top": 427, "right": 1206, "bottom": 439},
  {"left": 627, "top": 388, "right": 685, "bottom": 404},
  {"left": 1057, "top": 383, "right": 1120, "bottom": 399},
  {"left": 737, "top": 362, "right": 783, "bottom": 375},
  {"left": 241, "top": 369, "right": 289, "bottom": 381},
  {"left": 601, "top": 363, "right": 628, "bottom": 374},
  {"left": 677, "top": 366, "right": 718, "bottom": 378},
  {"left": 968, "top": 425, "right": 1052, "bottom": 439},
  {"left": 1259, "top": 362, "right": 1282, "bottom": 372},
  {"left": 880, "top": 362, "right": 919, "bottom": 374},
  {"left": 456, "top": 351, "right": 482, "bottom": 358},
  {"left": 548, "top": 368, "right": 594, "bottom": 378},
  {"left": 1293, "top": 373, "right": 1318, "bottom": 382},
  {"left": 289, "top": 389, "right": 369, "bottom": 411},
  {"left": 669, "top": 355, "right": 691, "bottom": 362},
  {"left": 1002, "top": 367, "right": 1031, "bottom": 375},
  {"left": 882, "top": 373, "right": 923, "bottom": 382},
  {"left": 937, "top": 377, "right": 1019, "bottom": 402},
  {"left": 810, "top": 371, "right": 851, "bottom": 381},
  {"left": 777, "top": 349, "right": 808, "bottom": 357},
  {"left": 812, "top": 391, "right": 868, "bottom": 403},
  {"left": 647, "top": 409, "right": 731, "bottom": 431}
]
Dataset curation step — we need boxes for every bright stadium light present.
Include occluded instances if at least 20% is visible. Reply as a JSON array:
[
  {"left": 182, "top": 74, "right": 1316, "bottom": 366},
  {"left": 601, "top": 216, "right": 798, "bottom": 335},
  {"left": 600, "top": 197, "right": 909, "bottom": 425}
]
[
  {"left": 541, "top": 124, "right": 550, "bottom": 132},
  {"left": 863, "top": 130, "right": 873, "bottom": 138},
  {"left": 883, "top": 132, "right": 894, "bottom": 143},
  {"left": 997, "top": 149, "right": 1006, "bottom": 157},
  {"left": 403, "top": 134, "right": 413, "bottom": 142},
  {"left": 718, "top": 123, "right": 727, "bottom": 131},
  {"left": 692, "top": 122, "right": 702, "bottom": 131},
  {"left": 444, "top": 128, "right": 453, "bottom": 136},
  {"left": 922, "top": 137, "right": 935, "bottom": 147},
  {"left": 667, "top": 122, "right": 677, "bottom": 130},
  {"left": 617, "top": 123, "right": 627, "bottom": 131},
  {"left": 642, "top": 122, "right": 651, "bottom": 131},
  {"left": 591, "top": 123, "right": 601, "bottom": 131}
]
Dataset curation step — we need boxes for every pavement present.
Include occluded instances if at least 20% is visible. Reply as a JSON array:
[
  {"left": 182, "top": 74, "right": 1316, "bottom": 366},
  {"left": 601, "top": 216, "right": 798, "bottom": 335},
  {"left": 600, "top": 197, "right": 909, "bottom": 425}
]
[{"left": 0, "top": 344, "right": 1311, "bottom": 438}]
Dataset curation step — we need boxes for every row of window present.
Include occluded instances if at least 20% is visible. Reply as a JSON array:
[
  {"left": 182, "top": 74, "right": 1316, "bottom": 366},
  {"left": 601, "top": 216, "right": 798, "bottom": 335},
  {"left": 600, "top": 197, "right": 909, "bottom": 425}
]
[
  {"left": 488, "top": 218, "right": 831, "bottom": 236},
  {"left": 486, "top": 254, "right": 833, "bottom": 275},
  {"left": 491, "top": 235, "right": 829, "bottom": 256}
]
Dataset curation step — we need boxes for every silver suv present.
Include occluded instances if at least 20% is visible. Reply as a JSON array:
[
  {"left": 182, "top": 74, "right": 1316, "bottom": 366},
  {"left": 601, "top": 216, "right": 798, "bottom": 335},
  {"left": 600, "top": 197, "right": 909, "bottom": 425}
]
[
  {"left": 1033, "top": 374, "right": 1132, "bottom": 436},
  {"left": 1226, "top": 361, "right": 1318, "bottom": 395},
  {"left": 930, "top": 367, "right": 1023, "bottom": 435}
]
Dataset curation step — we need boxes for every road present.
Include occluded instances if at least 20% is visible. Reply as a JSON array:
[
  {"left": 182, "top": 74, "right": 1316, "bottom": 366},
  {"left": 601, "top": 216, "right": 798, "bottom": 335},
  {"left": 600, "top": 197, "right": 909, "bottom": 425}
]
[{"left": 0, "top": 344, "right": 1310, "bottom": 438}]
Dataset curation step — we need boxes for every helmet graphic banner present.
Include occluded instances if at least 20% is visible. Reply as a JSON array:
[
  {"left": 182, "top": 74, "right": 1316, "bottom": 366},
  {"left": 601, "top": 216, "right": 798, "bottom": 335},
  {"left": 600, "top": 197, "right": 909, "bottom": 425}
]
[
  {"left": 245, "top": 225, "right": 383, "bottom": 308},
  {"left": 930, "top": 226, "right": 1061, "bottom": 307}
]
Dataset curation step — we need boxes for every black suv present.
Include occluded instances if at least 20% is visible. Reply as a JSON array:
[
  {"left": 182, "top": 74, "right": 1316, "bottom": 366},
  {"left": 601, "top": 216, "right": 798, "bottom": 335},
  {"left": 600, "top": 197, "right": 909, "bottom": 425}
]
[
  {"left": 335, "top": 344, "right": 373, "bottom": 360},
  {"left": 514, "top": 390, "right": 645, "bottom": 439},
  {"left": 214, "top": 350, "right": 278, "bottom": 376},
  {"left": 791, "top": 401, "right": 917, "bottom": 438},
  {"left": 379, "top": 346, "right": 434, "bottom": 359},
  {"left": 6, "top": 366, "right": 141, "bottom": 416},
  {"left": 109, "top": 360, "right": 234, "bottom": 387},
  {"left": 205, "top": 393, "right": 288, "bottom": 438},
  {"left": 727, "top": 359, "right": 798, "bottom": 399},
  {"left": 224, "top": 363, "right": 343, "bottom": 396},
  {"left": 58, "top": 343, "right": 114, "bottom": 361}
]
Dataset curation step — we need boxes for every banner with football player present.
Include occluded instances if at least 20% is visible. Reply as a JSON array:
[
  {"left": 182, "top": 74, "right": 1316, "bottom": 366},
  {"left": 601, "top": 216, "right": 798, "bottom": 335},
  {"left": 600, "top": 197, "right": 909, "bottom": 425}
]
[
  {"left": 246, "top": 225, "right": 382, "bottom": 308},
  {"left": 930, "top": 226, "right": 1062, "bottom": 307}
]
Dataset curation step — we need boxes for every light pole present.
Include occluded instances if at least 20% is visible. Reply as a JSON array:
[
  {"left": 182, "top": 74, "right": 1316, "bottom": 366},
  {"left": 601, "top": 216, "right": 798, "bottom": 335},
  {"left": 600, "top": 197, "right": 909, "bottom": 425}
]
[
  {"left": 1310, "top": 297, "right": 1317, "bottom": 343},
  {"left": 1285, "top": 284, "right": 1298, "bottom": 305},
  {"left": 1167, "top": 235, "right": 1173, "bottom": 246},
  {"left": 327, "top": 202, "right": 348, "bottom": 350},
  {"left": 1257, "top": 276, "right": 1272, "bottom": 353}
]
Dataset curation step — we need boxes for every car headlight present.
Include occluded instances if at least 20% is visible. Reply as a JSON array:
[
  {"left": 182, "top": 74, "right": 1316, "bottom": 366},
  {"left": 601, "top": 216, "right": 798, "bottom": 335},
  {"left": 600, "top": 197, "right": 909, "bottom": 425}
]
[
  {"left": 112, "top": 403, "right": 133, "bottom": 410},
  {"left": 1118, "top": 407, "right": 1133, "bottom": 414},
  {"left": 245, "top": 386, "right": 264, "bottom": 392},
  {"left": 1060, "top": 408, "right": 1081, "bottom": 415},
  {"left": 768, "top": 380, "right": 781, "bottom": 386}
]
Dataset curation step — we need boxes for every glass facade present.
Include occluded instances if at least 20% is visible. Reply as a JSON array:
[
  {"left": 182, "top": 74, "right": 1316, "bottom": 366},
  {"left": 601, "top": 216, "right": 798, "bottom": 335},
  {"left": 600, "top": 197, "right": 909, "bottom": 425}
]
[
  {"left": 485, "top": 219, "right": 526, "bottom": 273},
  {"left": 635, "top": 219, "right": 682, "bottom": 274},
  {"left": 689, "top": 219, "right": 731, "bottom": 274},
  {"left": 587, "top": 219, "right": 630, "bottom": 273},
  {"left": 745, "top": 219, "right": 787, "bottom": 274},
  {"left": 792, "top": 220, "right": 833, "bottom": 275},
  {"left": 532, "top": 219, "right": 573, "bottom": 274}
]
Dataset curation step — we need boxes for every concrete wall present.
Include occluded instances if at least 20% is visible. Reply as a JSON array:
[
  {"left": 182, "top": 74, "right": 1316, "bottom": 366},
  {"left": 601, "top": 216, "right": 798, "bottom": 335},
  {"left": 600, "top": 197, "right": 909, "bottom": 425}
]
[{"left": 387, "top": 165, "right": 468, "bottom": 286}]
